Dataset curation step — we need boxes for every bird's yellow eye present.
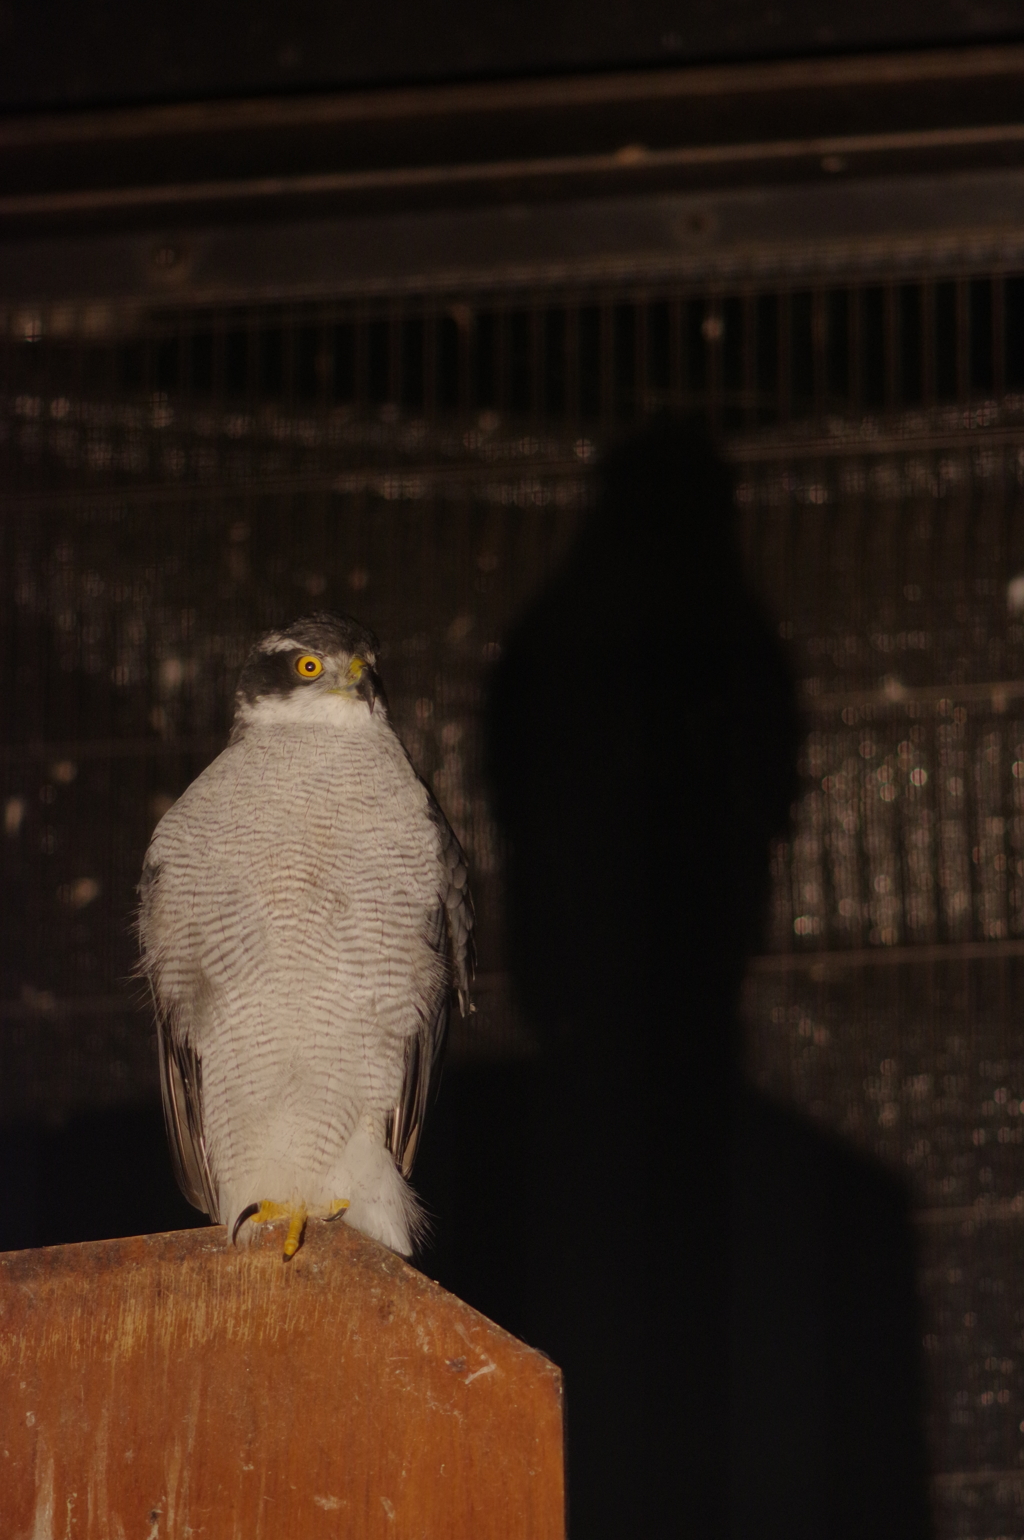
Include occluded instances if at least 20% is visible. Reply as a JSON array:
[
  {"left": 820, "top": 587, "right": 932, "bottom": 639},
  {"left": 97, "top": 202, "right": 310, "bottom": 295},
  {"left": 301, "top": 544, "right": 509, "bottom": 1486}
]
[{"left": 295, "top": 654, "right": 324, "bottom": 679}]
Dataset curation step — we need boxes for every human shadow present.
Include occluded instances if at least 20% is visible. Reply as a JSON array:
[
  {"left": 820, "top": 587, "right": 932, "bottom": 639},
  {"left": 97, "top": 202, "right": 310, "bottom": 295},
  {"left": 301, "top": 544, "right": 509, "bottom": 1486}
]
[{"left": 476, "top": 420, "right": 932, "bottom": 1539}]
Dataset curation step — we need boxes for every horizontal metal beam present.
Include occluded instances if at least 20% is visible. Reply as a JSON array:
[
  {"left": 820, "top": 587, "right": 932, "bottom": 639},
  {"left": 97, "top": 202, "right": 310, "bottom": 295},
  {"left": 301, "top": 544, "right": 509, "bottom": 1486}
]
[
  {"left": 6, "top": 46, "right": 1024, "bottom": 152},
  {"left": 748, "top": 940, "right": 1024, "bottom": 972},
  {"left": 5, "top": 122, "right": 1024, "bottom": 225},
  {"left": 4, "top": 45, "right": 1024, "bottom": 229},
  {"left": 5, "top": 168, "right": 1024, "bottom": 322}
]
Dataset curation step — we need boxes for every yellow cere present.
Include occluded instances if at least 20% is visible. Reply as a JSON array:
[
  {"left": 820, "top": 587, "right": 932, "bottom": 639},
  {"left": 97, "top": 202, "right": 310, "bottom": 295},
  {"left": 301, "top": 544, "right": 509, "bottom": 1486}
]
[
  {"left": 295, "top": 654, "right": 324, "bottom": 679},
  {"left": 347, "top": 657, "right": 366, "bottom": 681}
]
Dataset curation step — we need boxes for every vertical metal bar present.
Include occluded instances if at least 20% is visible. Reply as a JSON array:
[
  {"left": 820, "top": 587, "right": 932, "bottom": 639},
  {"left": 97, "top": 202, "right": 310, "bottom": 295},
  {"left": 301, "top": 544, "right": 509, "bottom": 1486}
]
[
  {"left": 173, "top": 315, "right": 189, "bottom": 406},
  {"left": 565, "top": 304, "right": 579, "bottom": 423},
  {"left": 848, "top": 288, "right": 861, "bottom": 411},
  {"left": 922, "top": 280, "right": 936, "bottom": 405},
  {"left": 600, "top": 298, "right": 614, "bottom": 427},
  {"left": 885, "top": 284, "right": 898, "bottom": 409},
  {"left": 248, "top": 309, "right": 259, "bottom": 400},
  {"left": 389, "top": 300, "right": 402, "bottom": 405},
  {"left": 354, "top": 304, "right": 368, "bottom": 411},
  {"left": 330, "top": 300, "right": 344, "bottom": 405},
  {"left": 179, "top": 314, "right": 188, "bottom": 396},
  {"left": 317, "top": 314, "right": 331, "bottom": 411},
  {"left": 743, "top": 292, "right": 757, "bottom": 429},
  {"left": 495, "top": 307, "right": 509, "bottom": 414},
  {"left": 531, "top": 301, "right": 544, "bottom": 417},
  {"left": 165, "top": 311, "right": 179, "bottom": 397},
  {"left": 635, "top": 297, "right": 648, "bottom": 418},
  {"left": 957, "top": 277, "right": 969, "bottom": 403},
  {"left": 458, "top": 306, "right": 472, "bottom": 415},
  {"left": 210, "top": 314, "right": 223, "bottom": 402},
  {"left": 778, "top": 290, "right": 792, "bottom": 423},
  {"left": 670, "top": 297, "right": 683, "bottom": 410},
  {"left": 283, "top": 305, "right": 296, "bottom": 408},
  {"left": 994, "top": 273, "right": 1006, "bottom": 401},
  {"left": 812, "top": 288, "right": 827, "bottom": 421},
  {"left": 423, "top": 304, "right": 437, "bottom": 419},
  {"left": 704, "top": 293, "right": 722, "bottom": 429}
]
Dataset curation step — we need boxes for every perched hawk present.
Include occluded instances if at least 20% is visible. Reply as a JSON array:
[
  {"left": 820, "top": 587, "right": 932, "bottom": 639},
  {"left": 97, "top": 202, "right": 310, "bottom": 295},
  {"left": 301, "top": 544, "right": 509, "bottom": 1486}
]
[{"left": 138, "top": 614, "right": 473, "bottom": 1258}]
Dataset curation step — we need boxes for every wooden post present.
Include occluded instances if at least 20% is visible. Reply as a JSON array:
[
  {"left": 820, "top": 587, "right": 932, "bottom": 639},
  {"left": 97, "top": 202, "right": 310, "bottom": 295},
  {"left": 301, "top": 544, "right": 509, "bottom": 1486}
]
[{"left": 0, "top": 1224, "right": 564, "bottom": 1538}]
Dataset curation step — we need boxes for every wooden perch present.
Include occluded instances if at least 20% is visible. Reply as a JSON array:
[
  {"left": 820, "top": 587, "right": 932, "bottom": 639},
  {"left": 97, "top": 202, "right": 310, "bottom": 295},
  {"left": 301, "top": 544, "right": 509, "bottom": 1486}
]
[{"left": 0, "top": 1223, "right": 564, "bottom": 1539}]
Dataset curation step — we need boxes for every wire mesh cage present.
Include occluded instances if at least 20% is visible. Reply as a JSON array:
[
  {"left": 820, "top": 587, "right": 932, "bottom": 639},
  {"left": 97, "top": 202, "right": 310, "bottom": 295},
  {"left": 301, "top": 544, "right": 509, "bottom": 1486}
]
[
  {"left": 7, "top": 173, "right": 1024, "bottom": 1532},
  {"left": 4, "top": 268, "right": 1024, "bottom": 429}
]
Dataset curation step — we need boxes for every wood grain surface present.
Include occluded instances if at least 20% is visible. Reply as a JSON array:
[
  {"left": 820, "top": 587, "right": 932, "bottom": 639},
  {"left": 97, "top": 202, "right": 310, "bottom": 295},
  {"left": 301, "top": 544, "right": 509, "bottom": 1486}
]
[{"left": 0, "top": 1222, "right": 564, "bottom": 1539}]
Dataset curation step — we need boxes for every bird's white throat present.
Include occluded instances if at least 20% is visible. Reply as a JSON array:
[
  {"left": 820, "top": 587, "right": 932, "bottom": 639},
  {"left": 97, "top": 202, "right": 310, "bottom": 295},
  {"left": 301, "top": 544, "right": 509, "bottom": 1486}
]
[{"left": 236, "top": 689, "right": 381, "bottom": 732}]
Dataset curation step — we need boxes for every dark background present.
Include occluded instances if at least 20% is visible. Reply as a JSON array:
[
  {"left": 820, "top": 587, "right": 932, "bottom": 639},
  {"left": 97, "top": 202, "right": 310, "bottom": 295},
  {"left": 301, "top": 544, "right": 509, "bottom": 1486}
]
[
  {"left": 6, "top": 5, "right": 1024, "bottom": 1535},
  {"left": 1, "top": 0, "right": 1023, "bottom": 111}
]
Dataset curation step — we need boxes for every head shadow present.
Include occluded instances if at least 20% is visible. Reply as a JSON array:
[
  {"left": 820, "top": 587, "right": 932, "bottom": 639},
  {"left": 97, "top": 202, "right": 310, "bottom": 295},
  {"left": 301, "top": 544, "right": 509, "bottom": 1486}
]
[{"left": 487, "top": 416, "right": 799, "bottom": 1055}]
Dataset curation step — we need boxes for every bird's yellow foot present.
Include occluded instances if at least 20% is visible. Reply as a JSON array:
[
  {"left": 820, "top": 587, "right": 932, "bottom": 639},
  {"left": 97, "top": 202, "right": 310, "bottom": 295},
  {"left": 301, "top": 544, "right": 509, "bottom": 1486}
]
[
  {"left": 231, "top": 1199, "right": 306, "bottom": 1257},
  {"left": 231, "top": 1198, "right": 350, "bottom": 1257}
]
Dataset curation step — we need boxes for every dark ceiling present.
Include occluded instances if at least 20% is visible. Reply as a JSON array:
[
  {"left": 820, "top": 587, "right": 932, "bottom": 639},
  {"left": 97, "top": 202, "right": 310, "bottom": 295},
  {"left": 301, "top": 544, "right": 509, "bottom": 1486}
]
[{"left": 4, "top": 0, "right": 1024, "bottom": 112}]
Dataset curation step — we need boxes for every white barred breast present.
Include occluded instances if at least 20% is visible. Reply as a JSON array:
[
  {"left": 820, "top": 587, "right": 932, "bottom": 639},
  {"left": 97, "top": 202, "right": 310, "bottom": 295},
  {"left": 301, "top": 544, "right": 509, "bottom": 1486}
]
[{"left": 141, "top": 718, "right": 447, "bottom": 1253}]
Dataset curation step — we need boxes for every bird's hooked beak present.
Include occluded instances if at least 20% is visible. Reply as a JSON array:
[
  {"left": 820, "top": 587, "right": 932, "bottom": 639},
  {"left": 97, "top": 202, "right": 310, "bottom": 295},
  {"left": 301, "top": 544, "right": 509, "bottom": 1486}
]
[{"left": 347, "top": 656, "right": 380, "bottom": 713}]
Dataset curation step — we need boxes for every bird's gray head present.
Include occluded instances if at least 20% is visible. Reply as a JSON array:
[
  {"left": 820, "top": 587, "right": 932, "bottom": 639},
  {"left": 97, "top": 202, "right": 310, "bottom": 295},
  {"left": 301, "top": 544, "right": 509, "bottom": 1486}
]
[{"left": 232, "top": 613, "right": 385, "bottom": 734}]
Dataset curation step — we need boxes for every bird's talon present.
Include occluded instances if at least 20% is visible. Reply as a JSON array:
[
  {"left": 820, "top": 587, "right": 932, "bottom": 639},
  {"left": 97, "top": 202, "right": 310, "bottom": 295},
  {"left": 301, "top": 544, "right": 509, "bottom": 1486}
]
[
  {"left": 232, "top": 1199, "right": 308, "bottom": 1257},
  {"left": 326, "top": 1199, "right": 350, "bottom": 1221},
  {"left": 232, "top": 1202, "right": 260, "bottom": 1245}
]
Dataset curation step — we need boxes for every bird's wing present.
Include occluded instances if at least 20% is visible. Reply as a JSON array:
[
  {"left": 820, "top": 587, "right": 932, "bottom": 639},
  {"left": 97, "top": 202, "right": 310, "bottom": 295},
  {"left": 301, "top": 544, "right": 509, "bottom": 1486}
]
[
  {"left": 435, "top": 799, "right": 476, "bottom": 1020},
  {"left": 139, "top": 856, "right": 218, "bottom": 1218},
  {"left": 386, "top": 797, "right": 475, "bottom": 1179}
]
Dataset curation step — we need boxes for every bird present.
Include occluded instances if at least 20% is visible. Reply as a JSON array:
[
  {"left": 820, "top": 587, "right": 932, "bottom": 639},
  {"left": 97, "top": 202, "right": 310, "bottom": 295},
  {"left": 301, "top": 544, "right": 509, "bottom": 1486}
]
[{"left": 138, "top": 612, "right": 474, "bottom": 1260}]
